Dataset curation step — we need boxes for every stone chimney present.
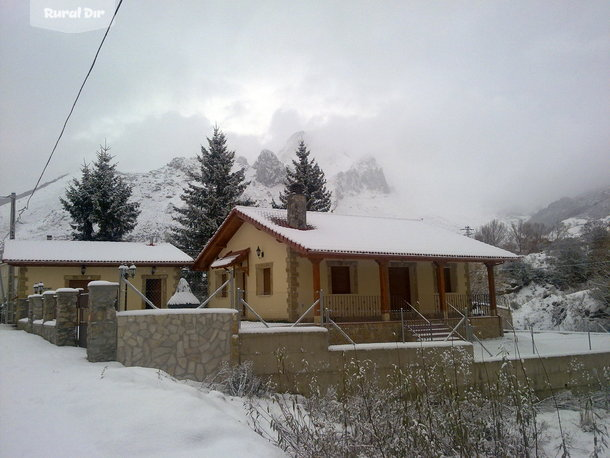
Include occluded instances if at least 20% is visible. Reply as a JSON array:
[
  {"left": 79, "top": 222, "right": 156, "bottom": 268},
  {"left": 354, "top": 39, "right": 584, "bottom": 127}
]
[{"left": 287, "top": 183, "right": 307, "bottom": 229}]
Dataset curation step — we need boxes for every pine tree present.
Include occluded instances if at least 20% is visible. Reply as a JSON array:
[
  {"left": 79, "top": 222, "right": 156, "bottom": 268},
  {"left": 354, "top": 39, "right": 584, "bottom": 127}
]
[
  {"left": 171, "top": 127, "right": 250, "bottom": 258},
  {"left": 60, "top": 144, "right": 140, "bottom": 241},
  {"left": 272, "top": 140, "right": 332, "bottom": 211}
]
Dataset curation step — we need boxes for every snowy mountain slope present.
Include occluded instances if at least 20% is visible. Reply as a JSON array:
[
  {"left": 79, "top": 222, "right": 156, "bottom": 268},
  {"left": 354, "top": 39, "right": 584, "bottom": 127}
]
[
  {"left": 0, "top": 141, "right": 393, "bottom": 244},
  {"left": 528, "top": 186, "right": 610, "bottom": 229}
]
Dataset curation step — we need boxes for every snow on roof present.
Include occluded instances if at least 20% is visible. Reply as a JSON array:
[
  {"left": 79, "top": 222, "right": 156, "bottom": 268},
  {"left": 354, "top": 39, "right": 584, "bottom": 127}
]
[
  {"left": 2, "top": 240, "right": 193, "bottom": 265},
  {"left": 235, "top": 206, "right": 519, "bottom": 260},
  {"left": 210, "top": 253, "right": 241, "bottom": 269}
]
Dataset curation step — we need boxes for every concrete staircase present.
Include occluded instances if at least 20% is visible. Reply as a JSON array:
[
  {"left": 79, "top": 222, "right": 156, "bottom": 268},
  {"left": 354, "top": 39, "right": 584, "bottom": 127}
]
[{"left": 406, "top": 320, "right": 462, "bottom": 342}]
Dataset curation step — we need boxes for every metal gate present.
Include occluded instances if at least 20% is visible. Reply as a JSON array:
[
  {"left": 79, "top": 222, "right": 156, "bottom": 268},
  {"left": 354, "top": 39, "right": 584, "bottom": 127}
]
[{"left": 76, "top": 292, "right": 88, "bottom": 348}]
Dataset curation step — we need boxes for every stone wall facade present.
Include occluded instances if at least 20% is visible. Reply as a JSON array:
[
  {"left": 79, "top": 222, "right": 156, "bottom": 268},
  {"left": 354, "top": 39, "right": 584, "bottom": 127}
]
[
  {"left": 55, "top": 288, "right": 78, "bottom": 346},
  {"left": 27, "top": 294, "right": 42, "bottom": 334},
  {"left": 42, "top": 291, "right": 56, "bottom": 322},
  {"left": 117, "top": 309, "right": 237, "bottom": 381},
  {"left": 87, "top": 282, "right": 118, "bottom": 362},
  {"left": 15, "top": 298, "right": 28, "bottom": 322}
]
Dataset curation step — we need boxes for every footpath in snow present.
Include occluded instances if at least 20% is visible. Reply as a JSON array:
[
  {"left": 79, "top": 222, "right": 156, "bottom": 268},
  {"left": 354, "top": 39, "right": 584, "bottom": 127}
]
[{"left": 0, "top": 325, "right": 284, "bottom": 458}]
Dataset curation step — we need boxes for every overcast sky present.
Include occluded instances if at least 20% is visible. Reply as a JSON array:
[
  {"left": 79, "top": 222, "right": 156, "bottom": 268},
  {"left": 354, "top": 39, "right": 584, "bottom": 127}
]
[{"left": 1, "top": 0, "right": 609, "bottom": 218}]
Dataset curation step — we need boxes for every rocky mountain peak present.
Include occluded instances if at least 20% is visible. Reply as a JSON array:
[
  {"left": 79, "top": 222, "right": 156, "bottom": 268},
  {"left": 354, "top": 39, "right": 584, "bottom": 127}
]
[
  {"left": 334, "top": 156, "right": 390, "bottom": 199},
  {"left": 252, "top": 150, "right": 285, "bottom": 186}
]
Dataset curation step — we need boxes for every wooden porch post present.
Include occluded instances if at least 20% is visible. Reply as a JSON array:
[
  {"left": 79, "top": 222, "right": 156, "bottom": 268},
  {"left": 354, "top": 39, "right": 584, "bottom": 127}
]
[
  {"left": 377, "top": 260, "right": 390, "bottom": 321},
  {"left": 434, "top": 261, "right": 448, "bottom": 320},
  {"left": 311, "top": 258, "right": 322, "bottom": 323},
  {"left": 485, "top": 262, "right": 498, "bottom": 316}
]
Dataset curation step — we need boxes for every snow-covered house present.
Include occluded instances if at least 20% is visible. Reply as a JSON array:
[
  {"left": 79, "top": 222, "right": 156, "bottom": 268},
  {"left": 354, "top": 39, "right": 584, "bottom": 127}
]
[
  {"left": 193, "top": 192, "right": 519, "bottom": 324},
  {"left": 2, "top": 240, "right": 193, "bottom": 310}
]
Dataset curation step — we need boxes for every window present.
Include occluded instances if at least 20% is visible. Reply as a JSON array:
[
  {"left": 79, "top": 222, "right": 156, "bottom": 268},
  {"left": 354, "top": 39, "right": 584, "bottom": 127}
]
[
  {"left": 331, "top": 266, "right": 351, "bottom": 294},
  {"left": 435, "top": 264, "right": 457, "bottom": 293},
  {"left": 217, "top": 271, "right": 228, "bottom": 297},
  {"left": 256, "top": 263, "right": 273, "bottom": 296}
]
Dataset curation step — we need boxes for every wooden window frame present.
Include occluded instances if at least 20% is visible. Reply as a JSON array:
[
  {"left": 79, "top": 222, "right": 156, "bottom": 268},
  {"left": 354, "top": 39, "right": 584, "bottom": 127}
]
[
  {"left": 326, "top": 260, "right": 358, "bottom": 295},
  {"left": 256, "top": 262, "right": 273, "bottom": 296},
  {"left": 216, "top": 271, "right": 229, "bottom": 298}
]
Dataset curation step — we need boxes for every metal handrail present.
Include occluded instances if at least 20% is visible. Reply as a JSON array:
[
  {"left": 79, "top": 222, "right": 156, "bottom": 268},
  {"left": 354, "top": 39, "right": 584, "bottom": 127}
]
[
  {"left": 124, "top": 278, "right": 159, "bottom": 309},
  {"left": 444, "top": 315, "right": 467, "bottom": 342},
  {"left": 240, "top": 298, "right": 269, "bottom": 328},
  {"left": 403, "top": 300, "right": 431, "bottom": 324},
  {"left": 196, "top": 277, "right": 231, "bottom": 309},
  {"left": 446, "top": 302, "right": 494, "bottom": 356},
  {"left": 291, "top": 298, "right": 319, "bottom": 327},
  {"left": 325, "top": 308, "right": 355, "bottom": 345},
  {"left": 447, "top": 302, "right": 464, "bottom": 318}
]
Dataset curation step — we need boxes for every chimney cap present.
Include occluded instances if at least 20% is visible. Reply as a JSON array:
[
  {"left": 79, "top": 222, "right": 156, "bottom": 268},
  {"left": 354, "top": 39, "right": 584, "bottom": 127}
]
[{"left": 289, "top": 182, "right": 305, "bottom": 195}]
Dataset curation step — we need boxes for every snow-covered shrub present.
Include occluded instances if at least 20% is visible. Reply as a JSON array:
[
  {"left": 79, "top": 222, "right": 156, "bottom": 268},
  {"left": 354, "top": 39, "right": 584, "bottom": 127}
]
[
  {"left": 248, "top": 349, "right": 548, "bottom": 457},
  {"left": 208, "top": 361, "right": 269, "bottom": 397}
]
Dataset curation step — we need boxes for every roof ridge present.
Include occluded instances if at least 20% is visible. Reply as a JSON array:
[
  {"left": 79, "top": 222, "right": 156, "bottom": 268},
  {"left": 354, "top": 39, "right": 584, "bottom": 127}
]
[{"left": 236, "top": 205, "right": 425, "bottom": 222}]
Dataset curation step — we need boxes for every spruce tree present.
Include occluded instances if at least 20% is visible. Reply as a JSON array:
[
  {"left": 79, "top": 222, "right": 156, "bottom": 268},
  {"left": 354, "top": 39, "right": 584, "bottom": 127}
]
[
  {"left": 171, "top": 127, "right": 250, "bottom": 258},
  {"left": 61, "top": 144, "right": 140, "bottom": 241},
  {"left": 272, "top": 140, "right": 332, "bottom": 211}
]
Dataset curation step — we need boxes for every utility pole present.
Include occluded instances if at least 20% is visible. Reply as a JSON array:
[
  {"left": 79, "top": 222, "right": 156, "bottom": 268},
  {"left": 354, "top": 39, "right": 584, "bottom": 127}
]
[
  {"left": 6, "top": 193, "right": 16, "bottom": 323},
  {"left": 461, "top": 225, "right": 474, "bottom": 238}
]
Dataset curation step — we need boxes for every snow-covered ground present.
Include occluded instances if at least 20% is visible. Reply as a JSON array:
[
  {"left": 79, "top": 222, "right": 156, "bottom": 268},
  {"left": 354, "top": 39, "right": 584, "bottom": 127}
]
[
  {"left": 472, "top": 329, "right": 610, "bottom": 361},
  {"left": 510, "top": 283, "right": 607, "bottom": 331},
  {"left": 0, "top": 325, "right": 284, "bottom": 458},
  {"left": 1, "top": 325, "right": 609, "bottom": 457}
]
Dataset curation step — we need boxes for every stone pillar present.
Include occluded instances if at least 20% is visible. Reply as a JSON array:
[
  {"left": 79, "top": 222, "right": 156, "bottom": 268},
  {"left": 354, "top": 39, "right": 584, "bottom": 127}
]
[
  {"left": 15, "top": 298, "right": 29, "bottom": 321},
  {"left": 42, "top": 290, "right": 56, "bottom": 322},
  {"left": 26, "top": 297, "right": 34, "bottom": 332},
  {"left": 87, "top": 281, "right": 118, "bottom": 362},
  {"left": 29, "top": 294, "right": 43, "bottom": 334},
  {"left": 6, "top": 301, "right": 15, "bottom": 325},
  {"left": 55, "top": 288, "right": 79, "bottom": 346}
]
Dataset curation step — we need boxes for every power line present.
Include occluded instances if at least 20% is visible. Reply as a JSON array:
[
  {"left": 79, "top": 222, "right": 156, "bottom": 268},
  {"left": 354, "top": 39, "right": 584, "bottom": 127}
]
[{"left": 12, "top": 0, "right": 125, "bottom": 229}]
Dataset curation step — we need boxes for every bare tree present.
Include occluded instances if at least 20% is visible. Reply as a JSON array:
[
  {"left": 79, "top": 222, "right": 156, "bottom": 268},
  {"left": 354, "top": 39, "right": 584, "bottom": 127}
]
[
  {"left": 475, "top": 219, "right": 508, "bottom": 248},
  {"left": 510, "top": 220, "right": 548, "bottom": 254}
]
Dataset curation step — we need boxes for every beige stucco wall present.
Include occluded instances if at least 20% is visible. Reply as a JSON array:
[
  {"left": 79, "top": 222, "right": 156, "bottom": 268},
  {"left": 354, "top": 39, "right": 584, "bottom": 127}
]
[
  {"left": 10, "top": 265, "right": 181, "bottom": 310},
  {"left": 207, "top": 222, "right": 290, "bottom": 320},
  {"left": 205, "top": 219, "right": 472, "bottom": 321}
]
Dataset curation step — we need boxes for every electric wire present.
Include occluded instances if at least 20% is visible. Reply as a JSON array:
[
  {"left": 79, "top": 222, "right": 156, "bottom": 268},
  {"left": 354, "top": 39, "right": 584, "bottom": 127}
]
[{"left": 8, "top": 0, "right": 125, "bottom": 235}]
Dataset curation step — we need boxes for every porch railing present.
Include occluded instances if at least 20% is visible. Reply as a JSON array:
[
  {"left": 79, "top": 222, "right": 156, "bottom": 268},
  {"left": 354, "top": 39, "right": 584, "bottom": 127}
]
[
  {"left": 434, "top": 293, "right": 509, "bottom": 317},
  {"left": 326, "top": 295, "right": 380, "bottom": 321}
]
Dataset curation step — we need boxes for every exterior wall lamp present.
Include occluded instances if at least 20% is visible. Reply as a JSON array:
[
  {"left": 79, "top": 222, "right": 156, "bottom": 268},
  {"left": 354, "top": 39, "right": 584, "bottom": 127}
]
[
  {"left": 119, "top": 264, "right": 137, "bottom": 279},
  {"left": 33, "top": 282, "right": 45, "bottom": 294},
  {"left": 151, "top": 265, "right": 157, "bottom": 275},
  {"left": 256, "top": 246, "right": 264, "bottom": 259},
  {"left": 81, "top": 265, "right": 87, "bottom": 276}
]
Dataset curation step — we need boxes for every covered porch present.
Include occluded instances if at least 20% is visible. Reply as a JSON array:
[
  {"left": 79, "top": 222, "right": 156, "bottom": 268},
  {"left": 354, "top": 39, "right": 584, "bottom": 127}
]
[{"left": 306, "top": 256, "right": 504, "bottom": 324}]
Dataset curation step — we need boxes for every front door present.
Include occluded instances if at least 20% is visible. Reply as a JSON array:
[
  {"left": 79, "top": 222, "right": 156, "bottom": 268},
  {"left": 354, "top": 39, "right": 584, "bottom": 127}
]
[
  {"left": 144, "top": 278, "right": 163, "bottom": 309},
  {"left": 389, "top": 267, "right": 411, "bottom": 310}
]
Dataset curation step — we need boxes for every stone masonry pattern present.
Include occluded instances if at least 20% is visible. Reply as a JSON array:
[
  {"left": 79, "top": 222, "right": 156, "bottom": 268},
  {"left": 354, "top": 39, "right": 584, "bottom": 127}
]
[{"left": 117, "top": 312, "right": 235, "bottom": 382}]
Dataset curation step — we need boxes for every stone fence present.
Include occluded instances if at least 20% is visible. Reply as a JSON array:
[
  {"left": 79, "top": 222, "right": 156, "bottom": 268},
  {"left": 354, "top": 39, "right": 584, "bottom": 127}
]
[
  {"left": 236, "top": 327, "right": 610, "bottom": 396},
  {"left": 12, "top": 285, "right": 609, "bottom": 396},
  {"left": 116, "top": 309, "right": 237, "bottom": 381},
  {"left": 15, "top": 281, "right": 237, "bottom": 383}
]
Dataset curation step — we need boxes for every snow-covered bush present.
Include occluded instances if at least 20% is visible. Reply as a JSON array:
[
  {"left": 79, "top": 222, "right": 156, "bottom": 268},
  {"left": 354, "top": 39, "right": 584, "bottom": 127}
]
[
  {"left": 208, "top": 361, "right": 269, "bottom": 398},
  {"left": 248, "top": 349, "right": 550, "bottom": 457}
]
